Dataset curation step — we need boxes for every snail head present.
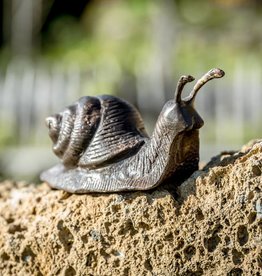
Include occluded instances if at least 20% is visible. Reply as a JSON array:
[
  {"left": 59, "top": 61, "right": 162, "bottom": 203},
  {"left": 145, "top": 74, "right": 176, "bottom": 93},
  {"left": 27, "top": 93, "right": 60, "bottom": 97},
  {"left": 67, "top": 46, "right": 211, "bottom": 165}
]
[{"left": 162, "top": 68, "right": 225, "bottom": 133}]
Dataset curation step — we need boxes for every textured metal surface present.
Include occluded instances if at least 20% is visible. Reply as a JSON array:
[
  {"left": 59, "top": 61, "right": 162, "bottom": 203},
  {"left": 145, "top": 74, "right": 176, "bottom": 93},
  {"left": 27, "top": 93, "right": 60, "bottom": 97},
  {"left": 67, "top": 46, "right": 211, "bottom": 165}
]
[{"left": 40, "top": 68, "right": 225, "bottom": 193}]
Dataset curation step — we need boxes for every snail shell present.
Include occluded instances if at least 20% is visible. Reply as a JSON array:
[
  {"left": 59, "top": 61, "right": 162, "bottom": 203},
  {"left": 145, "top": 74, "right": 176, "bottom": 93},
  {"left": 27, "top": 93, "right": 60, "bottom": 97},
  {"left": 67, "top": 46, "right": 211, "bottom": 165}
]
[
  {"left": 47, "top": 95, "right": 148, "bottom": 168},
  {"left": 41, "top": 68, "right": 225, "bottom": 193}
]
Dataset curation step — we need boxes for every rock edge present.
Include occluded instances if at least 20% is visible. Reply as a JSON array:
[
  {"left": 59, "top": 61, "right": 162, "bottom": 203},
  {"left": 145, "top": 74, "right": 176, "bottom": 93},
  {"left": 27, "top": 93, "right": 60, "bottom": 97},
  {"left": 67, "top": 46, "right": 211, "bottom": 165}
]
[{"left": 0, "top": 141, "right": 262, "bottom": 275}]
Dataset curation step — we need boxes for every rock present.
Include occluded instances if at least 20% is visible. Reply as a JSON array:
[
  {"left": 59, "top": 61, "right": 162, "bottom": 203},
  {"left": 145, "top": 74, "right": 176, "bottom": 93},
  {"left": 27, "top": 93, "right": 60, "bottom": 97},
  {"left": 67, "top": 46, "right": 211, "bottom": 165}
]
[{"left": 0, "top": 141, "right": 262, "bottom": 275}]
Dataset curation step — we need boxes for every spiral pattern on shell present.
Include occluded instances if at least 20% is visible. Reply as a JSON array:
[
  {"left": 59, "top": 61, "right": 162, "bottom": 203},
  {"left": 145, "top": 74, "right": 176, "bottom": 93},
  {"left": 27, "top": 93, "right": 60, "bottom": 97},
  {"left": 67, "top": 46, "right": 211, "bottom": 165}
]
[
  {"left": 46, "top": 96, "right": 101, "bottom": 167},
  {"left": 46, "top": 95, "right": 148, "bottom": 169}
]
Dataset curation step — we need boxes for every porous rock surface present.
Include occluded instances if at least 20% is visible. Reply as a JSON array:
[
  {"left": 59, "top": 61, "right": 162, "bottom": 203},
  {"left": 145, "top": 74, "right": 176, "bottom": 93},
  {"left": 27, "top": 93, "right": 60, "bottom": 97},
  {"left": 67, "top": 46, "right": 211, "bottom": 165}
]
[{"left": 0, "top": 141, "right": 261, "bottom": 276}]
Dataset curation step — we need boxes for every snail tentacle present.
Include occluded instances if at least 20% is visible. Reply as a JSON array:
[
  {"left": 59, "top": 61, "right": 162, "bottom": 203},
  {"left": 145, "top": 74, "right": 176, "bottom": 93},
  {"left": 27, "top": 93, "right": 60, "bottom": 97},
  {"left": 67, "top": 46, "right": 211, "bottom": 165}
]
[
  {"left": 184, "top": 68, "right": 225, "bottom": 104},
  {"left": 174, "top": 75, "right": 195, "bottom": 103}
]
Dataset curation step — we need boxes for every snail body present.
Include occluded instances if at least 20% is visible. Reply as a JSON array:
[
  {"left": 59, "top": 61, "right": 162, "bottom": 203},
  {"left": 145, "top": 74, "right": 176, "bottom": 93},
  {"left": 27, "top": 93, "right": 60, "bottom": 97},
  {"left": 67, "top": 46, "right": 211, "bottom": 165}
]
[{"left": 41, "top": 68, "right": 225, "bottom": 193}]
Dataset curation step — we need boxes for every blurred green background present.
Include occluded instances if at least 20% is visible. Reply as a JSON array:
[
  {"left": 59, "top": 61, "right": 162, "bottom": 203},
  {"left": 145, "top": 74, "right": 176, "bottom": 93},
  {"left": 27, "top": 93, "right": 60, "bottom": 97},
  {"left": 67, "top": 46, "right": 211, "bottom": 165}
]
[{"left": 1, "top": 0, "right": 262, "bottom": 181}]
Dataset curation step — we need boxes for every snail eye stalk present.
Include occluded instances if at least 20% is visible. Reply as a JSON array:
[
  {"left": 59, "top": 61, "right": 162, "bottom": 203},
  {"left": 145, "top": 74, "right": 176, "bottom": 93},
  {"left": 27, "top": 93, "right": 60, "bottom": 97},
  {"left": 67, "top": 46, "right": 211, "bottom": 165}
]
[
  {"left": 184, "top": 68, "right": 225, "bottom": 104},
  {"left": 174, "top": 75, "right": 195, "bottom": 103}
]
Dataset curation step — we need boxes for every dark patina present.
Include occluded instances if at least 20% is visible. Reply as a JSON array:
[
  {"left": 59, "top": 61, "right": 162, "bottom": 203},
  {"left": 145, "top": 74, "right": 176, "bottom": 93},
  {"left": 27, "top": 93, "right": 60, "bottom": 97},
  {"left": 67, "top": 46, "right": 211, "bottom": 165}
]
[{"left": 41, "top": 68, "right": 225, "bottom": 193}]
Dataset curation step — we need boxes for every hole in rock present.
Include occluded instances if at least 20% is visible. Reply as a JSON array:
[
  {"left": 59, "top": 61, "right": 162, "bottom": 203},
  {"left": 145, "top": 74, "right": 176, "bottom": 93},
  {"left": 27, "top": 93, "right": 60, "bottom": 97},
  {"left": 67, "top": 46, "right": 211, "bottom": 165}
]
[
  {"left": 251, "top": 164, "right": 261, "bottom": 176},
  {"left": 144, "top": 259, "right": 153, "bottom": 271},
  {"left": 113, "top": 259, "right": 120, "bottom": 267},
  {"left": 204, "top": 234, "right": 221, "bottom": 252},
  {"left": 224, "top": 218, "right": 230, "bottom": 226},
  {"left": 175, "top": 238, "right": 185, "bottom": 250},
  {"left": 118, "top": 219, "right": 138, "bottom": 236},
  {"left": 195, "top": 208, "right": 204, "bottom": 221},
  {"left": 64, "top": 266, "right": 76, "bottom": 276},
  {"left": 184, "top": 245, "right": 196, "bottom": 260},
  {"left": 100, "top": 248, "right": 110, "bottom": 260},
  {"left": 258, "top": 252, "right": 262, "bottom": 268},
  {"left": 185, "top": 268, "right": 203, "bottom": 276},
  {"left": 86, "top": 251, "right": 96, "bottom": 267},
  {"left": 138, "top": 221, "right": 150, "bottom": 230},
  {"left": 123, "top": 267, "right": 130, "bottom": 275},
  {"left": 247, "top": 191, "right": 254, "bottom": 201},
  {"left": 81, "top": 234, "right": 88, "bottom": 243},
  {"left": 225, "top": 236, "right": 230, "bottom": 245},
  {"left": 57, "top": 220, "right": 74, "bottom": 253},
  {"left": 104, "top": 222, "right": 111, "bottom": 233},
  {"left": 21, "top": 246, "right": 36, "bottom": 263},
  {"left": 237, "top": 225, "right": 249, "bottom": 246},
  {"left": 164, "top": 233, "right": 174, "bottom": 241},
  {"left": 242, "top": 248, "right": 250, "bottom": 254},
  {"left": 6, "top": 217, "right": 14, "bottom": 224},
  {"left": 111, "top": 204, "right": 121, "bottom": 212},
  {"left": 222, "top": 247, "right": 229, "bottom": 257},
  {"left": 1, "top": 252, "right": 10, "bottom": 261},
  {"left": 248, "top": 212, "right": 256, "bottom": 224},
  {"left": 227, "top": 268, "right": 243, "bottom": 276},
  {"left": 8, "top": 224, "right": 27, "bottom": 234},
  {"left": 232, "top": 249, "right": 244, "bottom": 265}
]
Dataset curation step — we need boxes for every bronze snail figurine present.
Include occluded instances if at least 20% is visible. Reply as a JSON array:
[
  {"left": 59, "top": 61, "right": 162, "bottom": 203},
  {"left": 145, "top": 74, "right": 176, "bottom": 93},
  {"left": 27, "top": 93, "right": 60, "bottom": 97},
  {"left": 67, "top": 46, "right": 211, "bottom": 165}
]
[{"left": 41, "top": 68, "right": 225, "bottom": 193}]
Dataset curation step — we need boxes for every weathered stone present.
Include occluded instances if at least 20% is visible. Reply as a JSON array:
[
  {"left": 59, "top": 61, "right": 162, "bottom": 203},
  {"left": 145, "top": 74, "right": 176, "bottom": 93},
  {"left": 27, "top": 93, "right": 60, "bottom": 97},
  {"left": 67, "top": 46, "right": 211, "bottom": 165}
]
[{"left": 0, "top": 141, "right": 261, "bottom": 275}]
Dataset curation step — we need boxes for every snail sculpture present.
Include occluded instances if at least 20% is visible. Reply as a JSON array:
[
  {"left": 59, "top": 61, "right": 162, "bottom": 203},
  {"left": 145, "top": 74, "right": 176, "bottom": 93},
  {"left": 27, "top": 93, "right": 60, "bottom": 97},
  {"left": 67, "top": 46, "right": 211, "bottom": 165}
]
[{"left": 41, "top": 68, "right": 225, "bottom": 193}]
